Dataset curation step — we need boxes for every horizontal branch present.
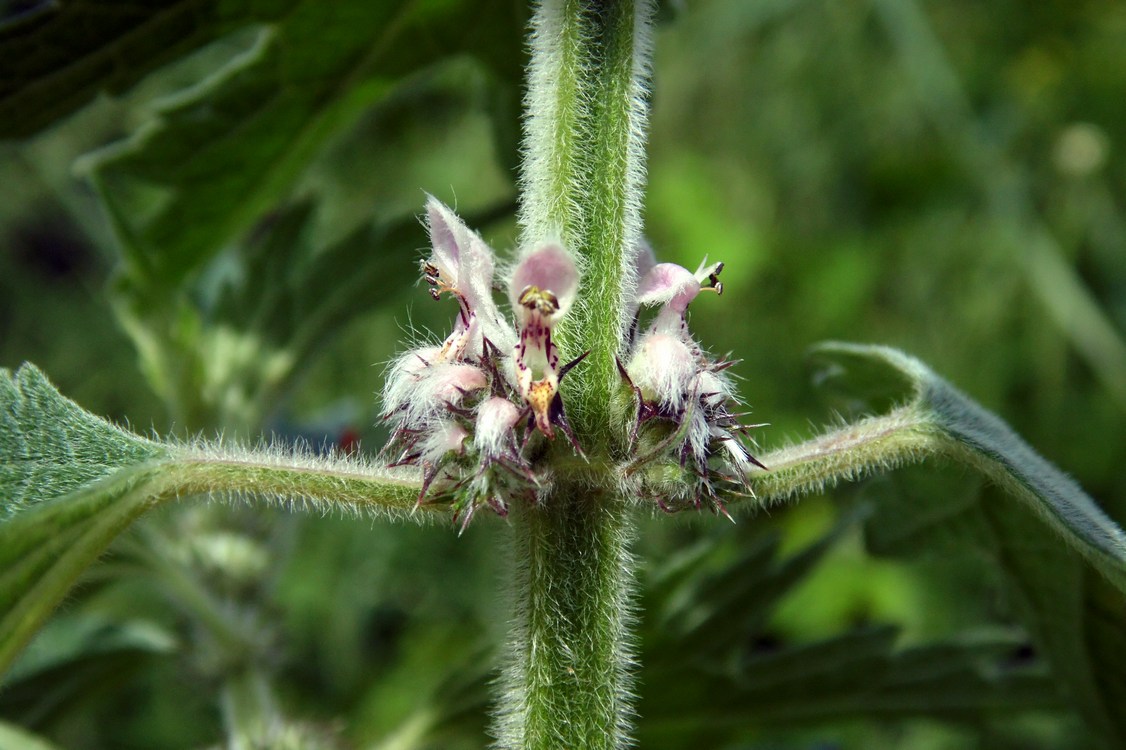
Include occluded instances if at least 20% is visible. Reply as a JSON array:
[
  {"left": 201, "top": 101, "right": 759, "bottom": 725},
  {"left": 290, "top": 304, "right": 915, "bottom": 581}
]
[{"left": 731, "top": 344, "right": 1126, "bottom": 598}]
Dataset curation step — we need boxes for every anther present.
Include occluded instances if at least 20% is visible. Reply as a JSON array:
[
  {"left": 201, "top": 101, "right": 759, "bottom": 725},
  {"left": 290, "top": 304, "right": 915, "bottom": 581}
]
[{"left": 518, "top": 285, "right": 560, "bottom": 316}]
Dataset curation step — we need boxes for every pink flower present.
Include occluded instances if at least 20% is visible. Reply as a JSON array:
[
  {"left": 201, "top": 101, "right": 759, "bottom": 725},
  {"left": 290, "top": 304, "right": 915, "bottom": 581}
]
[
  {"left": 383, "top": 204, "right": 763, "bottom": 525},
  {"left": 621, "top": 253, "right": 763, "bottom": 516},
  {"left": 625, "top": 257, "right": 722, "bottom": 413},
  {"left": 508, "top": 243, "right": 579, "bottom": 438},
  {"left": 423, "top": 197, "right": 516, "bottom": 361},
  {"left": 381, "top": 202, "right": 586, "bottom": 528}
]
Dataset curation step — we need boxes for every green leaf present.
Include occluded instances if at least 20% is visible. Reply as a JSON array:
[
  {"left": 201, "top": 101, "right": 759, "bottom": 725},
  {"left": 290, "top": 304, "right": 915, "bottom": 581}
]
[
  {"left": 83, "top": 0, "right": 526, "bottom": 288},
  {"left": 744, "top": 343, "right": 1126, "bottom": 597},
  {"left": 0, "top": 363, "right": 425, "bottom": 680},
  {"left": 0, "top": 0, "right": 261, "bottom": 139},
  {"left": 0, "top": 363, "right": 168, "bottom": 519},
  {"left": 740, "top": 342, "right": 1126, "bottom": 746},
  {"left": 640, "top": 514, "right": 1063, "bottom": 746}
]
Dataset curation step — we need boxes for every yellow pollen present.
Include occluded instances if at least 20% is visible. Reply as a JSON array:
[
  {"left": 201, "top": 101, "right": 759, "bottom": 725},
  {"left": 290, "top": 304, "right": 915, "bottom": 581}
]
[{"left": 519, "top": 285, "right": 560, "bottom": 316}]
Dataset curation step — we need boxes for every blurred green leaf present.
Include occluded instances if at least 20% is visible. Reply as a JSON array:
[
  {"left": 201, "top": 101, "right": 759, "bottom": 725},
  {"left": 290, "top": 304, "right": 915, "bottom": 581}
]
[
  {"left": 1085, "top": 574, "right": 1126, "bottom": 741},
  {"left": 82, "top": 0, "right": 525, "bottom": 288},
  {"left": 640, "top": 513, "right": 1063, "bottom": 747},
  {"left": 112, "top": 187, "right": 513, "bottom": 431},
  {"left": 200, "top": 195, "right": 515, "bottom": 427},
  {"left": 865, "top": 471, "right": 1124, "bottom": 746},
  {"left": 0, "top": 719, "right": 62, "bottom": 750},
  {"left": 0, "top": 363, "right": 425, "bottom": 679},
  {"left": 0, "top": 614, "right": 178, "bottom": 727},
  {"left": 649, "top": 507, "right": 860, "bottom": 656},
  {"left": 4, "top": 613, "right": 177, "bottom": 686},
  {"left": 0, "top": 0, "right": 262, "bottom": 139}
]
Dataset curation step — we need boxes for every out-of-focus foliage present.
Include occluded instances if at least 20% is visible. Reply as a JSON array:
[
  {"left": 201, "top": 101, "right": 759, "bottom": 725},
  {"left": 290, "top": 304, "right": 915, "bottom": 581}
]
[{"left": 2, "top": 0, "right": 1125, "bottom": 748}]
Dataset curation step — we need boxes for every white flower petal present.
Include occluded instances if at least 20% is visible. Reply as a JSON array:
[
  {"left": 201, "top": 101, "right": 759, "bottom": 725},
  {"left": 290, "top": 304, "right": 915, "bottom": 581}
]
[{"left": 626, "top": 331, "right": 697, "bottom": 412}]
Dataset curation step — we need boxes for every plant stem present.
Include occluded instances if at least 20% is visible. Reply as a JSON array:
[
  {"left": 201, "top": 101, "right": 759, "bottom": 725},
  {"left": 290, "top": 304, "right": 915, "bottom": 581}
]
[
  {"left": 496, "top": 487, "right": 636, "bottom": 750},
  {"left": 520, "top": 0, "right": 653, "bottom": 452},
  {"left": 498, "top": 1, "right": 653, "bottom": 747},
  {"left": 222, "top": 666, "right": 281, "bottom": 750}
]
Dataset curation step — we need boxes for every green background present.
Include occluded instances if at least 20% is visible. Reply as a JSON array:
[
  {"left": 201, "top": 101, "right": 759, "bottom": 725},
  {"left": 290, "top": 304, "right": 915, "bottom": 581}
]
[{"left": 1, "top": 0, "right": 1124, "bottom": 747}]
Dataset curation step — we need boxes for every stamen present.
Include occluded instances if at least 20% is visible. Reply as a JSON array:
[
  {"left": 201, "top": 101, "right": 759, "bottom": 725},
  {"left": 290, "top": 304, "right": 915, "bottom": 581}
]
[{"left": 518, "top": 285, "right": 560, "bottom": 316}]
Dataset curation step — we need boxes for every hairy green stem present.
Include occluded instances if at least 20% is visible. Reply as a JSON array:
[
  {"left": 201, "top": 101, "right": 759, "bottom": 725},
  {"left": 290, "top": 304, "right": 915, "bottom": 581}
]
[
  {"left": 0, "top": 455, "right": 431, "bottom": 678},
  {"left": 499, "top": 0, "right": 653, "bottom": 747},
  {"left": 520, "top": 0, "right": 653, "bottom": 452},
  {"left": 497, "top": 489, "right": 636, "bottom": 750}
]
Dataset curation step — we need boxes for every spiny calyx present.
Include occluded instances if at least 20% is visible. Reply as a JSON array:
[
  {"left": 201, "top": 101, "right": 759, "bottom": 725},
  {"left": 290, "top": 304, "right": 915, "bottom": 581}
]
[{"left": 621, "top": 253, "right": 766, "bottom": 518}]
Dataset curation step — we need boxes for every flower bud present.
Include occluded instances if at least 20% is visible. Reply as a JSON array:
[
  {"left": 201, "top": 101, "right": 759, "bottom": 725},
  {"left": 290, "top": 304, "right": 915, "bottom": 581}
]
[{"left": 421, "top": 420, "right": 469, "bottom": 466}]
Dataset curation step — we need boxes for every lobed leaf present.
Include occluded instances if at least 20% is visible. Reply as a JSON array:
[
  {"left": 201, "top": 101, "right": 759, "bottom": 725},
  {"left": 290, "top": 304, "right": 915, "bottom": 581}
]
[
  {"left": 640, "top": 513, "right": 1063, "bottom": 746},
  {"left": 0, "top": 364, "right": 425, "bottom": 680}
]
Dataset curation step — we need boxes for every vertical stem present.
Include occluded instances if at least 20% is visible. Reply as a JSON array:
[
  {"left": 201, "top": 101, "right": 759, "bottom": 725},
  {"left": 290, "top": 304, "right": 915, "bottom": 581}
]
[
  {"left": 498, "top": 1, "right": 654, "bottom": 748},
  {"left": 519, "top": 0, "right": 654, "bottom": 451},
  {"left": 496, "top": 487, "right": 636, "bottom": 750},
  {"left": 222, "top": 667, "right": 281, "bottom": 750}
]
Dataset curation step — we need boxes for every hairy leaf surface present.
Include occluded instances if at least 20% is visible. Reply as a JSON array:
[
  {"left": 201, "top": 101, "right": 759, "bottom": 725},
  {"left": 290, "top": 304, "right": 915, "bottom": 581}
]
[{"left": 0, "top": 364, "right": 424, "bottom": 679}]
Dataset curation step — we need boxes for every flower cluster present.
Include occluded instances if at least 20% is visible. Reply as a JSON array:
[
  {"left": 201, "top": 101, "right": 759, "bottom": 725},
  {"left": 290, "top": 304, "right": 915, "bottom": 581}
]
[
  {"left": 381, "top": 198, "right": 582, "bottom": 530},
  {"left": 620, "top": 249, "right": 765, "bottom": 517},
  {"left": 382, "top": 200, "right": 763, "bottom": 528}
]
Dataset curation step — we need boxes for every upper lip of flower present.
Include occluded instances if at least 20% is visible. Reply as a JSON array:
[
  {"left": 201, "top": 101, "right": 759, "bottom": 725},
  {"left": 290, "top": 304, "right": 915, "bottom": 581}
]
[{"left": 636, "top": 258, "right": 724, "bottom": 315}]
